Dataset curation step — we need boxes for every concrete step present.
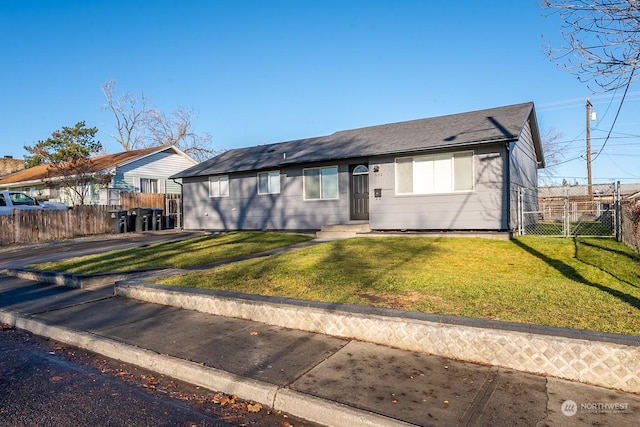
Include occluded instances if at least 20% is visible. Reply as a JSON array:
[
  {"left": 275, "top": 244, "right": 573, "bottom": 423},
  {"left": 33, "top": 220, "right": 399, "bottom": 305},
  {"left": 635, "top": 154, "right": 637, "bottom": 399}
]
[
  {"left": 316, "top": 223, "right": 370, "bottom": 239},
  {"left": 315, "top": 231, "right": 359, "bottom": 239},
  {"left": 319, "top": 223, "right": 370, "bottom": 232}
]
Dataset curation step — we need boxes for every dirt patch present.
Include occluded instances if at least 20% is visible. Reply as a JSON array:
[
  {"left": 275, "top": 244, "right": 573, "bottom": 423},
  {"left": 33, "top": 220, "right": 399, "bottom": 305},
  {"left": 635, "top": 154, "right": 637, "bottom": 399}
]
[{"left": 357, "top": 291, "right": 426, "bottom": 310}]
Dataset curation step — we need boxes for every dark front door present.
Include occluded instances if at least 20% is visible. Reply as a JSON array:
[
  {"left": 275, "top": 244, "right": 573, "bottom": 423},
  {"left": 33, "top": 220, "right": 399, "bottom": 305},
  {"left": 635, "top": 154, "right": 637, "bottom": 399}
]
[{"left": 350, "top": 164, "right": 369, "bottom": 221}]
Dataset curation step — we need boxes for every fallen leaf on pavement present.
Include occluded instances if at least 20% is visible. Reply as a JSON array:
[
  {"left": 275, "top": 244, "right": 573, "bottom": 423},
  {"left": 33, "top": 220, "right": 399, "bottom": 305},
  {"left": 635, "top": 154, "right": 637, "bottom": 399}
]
[
  {"left": 214, "top": 393, "right": 237, "bottom": 406},
  {"left": 247, "top": 402, "right": 262, "bottom": 413}
]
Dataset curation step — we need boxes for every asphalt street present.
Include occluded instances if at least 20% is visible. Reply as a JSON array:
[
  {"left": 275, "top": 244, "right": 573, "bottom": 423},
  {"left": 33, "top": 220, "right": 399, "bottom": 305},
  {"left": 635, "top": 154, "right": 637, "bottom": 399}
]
[{"left": 0, "top": 324, "right": 235, "bottom": 427}]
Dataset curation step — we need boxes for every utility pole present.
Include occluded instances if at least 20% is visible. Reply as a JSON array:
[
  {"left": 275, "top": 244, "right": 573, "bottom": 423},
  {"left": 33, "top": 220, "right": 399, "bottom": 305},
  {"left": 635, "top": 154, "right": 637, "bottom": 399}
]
[{"left": 586, "top": 98, "right": 593, "bottom": 201}]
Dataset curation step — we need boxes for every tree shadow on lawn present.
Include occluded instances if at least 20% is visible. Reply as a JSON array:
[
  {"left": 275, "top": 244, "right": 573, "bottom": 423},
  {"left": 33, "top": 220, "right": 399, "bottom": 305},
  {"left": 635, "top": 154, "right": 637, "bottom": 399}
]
[
  {"left": 512, "top": 239, "right": 640, "bottom": 311},
  {"left": 315, "top": 238, "right": 443, "bottom": 307},
  {"left": 573, "top": 239, "right": 640, "bottom": 288}
]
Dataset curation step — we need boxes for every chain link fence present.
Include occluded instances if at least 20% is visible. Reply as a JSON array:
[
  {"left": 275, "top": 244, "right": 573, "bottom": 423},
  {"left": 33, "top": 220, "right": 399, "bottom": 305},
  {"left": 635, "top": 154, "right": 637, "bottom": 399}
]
[{"left": 513, "top": 182, "right": 621, "bottom": 238}]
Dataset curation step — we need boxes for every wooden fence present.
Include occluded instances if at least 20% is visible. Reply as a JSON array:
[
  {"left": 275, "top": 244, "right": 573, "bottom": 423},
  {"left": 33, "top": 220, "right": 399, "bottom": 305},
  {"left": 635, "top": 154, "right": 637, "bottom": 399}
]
[
  {"left": 0, "top": 193, "right": 183, "bottom": 247},
  {"left": 0, "top": 206, "right": 116, "bottom": 246},
  {"left": 119, "top": 193, "right": 166, "bottom": 210}
]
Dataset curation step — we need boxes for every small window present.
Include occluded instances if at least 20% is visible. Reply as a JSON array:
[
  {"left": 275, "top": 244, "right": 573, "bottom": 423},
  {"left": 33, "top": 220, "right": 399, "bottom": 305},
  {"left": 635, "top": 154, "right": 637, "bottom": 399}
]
[
  {"left": 352, "top": 165, "right": 369, "bottom": 175},
  {"left": 258, "top": 171, "right": 280, "bottom": 194},
  {"left": 209, "top": 175, "right": 229, "bottom": 198},
  {"left": 303, "top": 166, "right": 338, "bottom": 200},
  {"left": 140, "top": 178, "right": 159, "bottom": 193}
]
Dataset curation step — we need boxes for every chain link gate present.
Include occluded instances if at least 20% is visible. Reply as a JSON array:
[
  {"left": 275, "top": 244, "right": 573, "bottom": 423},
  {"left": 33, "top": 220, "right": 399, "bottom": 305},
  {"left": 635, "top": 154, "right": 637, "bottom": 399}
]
[{"left": 515, "top": 182, "right": 621, "bottom": 238}]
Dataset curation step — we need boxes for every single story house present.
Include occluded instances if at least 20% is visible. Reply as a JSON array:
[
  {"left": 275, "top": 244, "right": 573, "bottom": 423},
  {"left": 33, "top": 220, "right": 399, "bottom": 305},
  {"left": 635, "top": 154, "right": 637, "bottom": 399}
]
[
  {"left": 0, "top": 145, "right": 197, "bottom": 206},
  {"left": 171, "top": 102, "right": 544, "bottom": 233}
]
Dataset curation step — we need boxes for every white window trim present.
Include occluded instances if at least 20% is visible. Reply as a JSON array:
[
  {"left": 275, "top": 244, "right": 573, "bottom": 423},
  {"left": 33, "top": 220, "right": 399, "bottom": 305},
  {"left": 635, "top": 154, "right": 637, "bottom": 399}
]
[
  {"left": 303, "top": 165, "right": 339, "bottom": 200},
  {"left": 257, "top": 170, "right": 281, "bottom": 195},
  {"left": 209, "top": 175, "right": 229, "bottom": 198},
  {"left": 395, "top": 151, "right": 474, "bottom": 195}
]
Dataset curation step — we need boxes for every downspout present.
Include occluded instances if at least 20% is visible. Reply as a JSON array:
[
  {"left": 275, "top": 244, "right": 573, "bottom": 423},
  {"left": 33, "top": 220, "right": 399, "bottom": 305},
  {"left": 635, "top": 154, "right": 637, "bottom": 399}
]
[
  {"left": 171, "top": 178, "right": 183, "bottom": 230},
  {"left": 505, "top": 142, "right": 512, "bottom": 235}
]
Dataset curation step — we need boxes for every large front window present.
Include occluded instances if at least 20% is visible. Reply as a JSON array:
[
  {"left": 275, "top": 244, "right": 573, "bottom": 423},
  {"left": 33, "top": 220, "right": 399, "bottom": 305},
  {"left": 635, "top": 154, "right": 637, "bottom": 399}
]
[
  {"left": 258, "top": 171, "right": 280, "bottom": 194},
  {"left": 303, "top": 166, "right": 338, "bottom": 200},
  {"left": 395, "top": 151, "right": 474, "bottom": 194},
  {"left": 209, "top": 175, "right": 229, "bottom": 198}
]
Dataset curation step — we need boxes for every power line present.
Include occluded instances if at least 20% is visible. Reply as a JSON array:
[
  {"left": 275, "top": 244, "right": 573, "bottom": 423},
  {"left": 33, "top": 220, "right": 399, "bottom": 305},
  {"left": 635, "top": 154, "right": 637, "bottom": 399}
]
[{"left": 591, "top": 56, "right": 640, "bottom": 162}]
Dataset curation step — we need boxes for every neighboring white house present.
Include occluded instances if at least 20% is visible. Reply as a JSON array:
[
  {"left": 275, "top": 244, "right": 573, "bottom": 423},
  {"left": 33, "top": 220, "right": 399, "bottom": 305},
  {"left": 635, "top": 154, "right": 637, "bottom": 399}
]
[{"left": 0, "top": 145, "right": 197, "bottom": 206}]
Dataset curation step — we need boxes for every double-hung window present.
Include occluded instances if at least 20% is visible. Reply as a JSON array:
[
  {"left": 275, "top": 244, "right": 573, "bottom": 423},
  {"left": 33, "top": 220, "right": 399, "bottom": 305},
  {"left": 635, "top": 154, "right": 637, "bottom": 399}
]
[
  {"left": 396, "top": 151, "right": 473, "bottom": 195},
  {"left": 140, "top": 178, "right": 159, "bottom": 193},
  {"left": 258, "top": 171, "right": 280, "bottom": 195},
  {"left": 209, "top": 175, "right": 229, "bottom": 198},
  {"left": 303, "top": 166, "right": 338, "bottom": 200}
]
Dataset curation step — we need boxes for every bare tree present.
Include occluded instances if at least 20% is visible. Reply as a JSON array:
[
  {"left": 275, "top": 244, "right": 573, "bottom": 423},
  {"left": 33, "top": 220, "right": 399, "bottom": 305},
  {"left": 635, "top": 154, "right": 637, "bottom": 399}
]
[
  {"left": 102, "top": 80, "right": 219, "bottom": 161},
  {"left": 146, "top": 106, "right": 217, "bottom": 162},
  {"left": 542, "top": 0, "right": 640, "bottom": 92},
  {"left": 539, "top": 128, "right": 565, "bottom": 184},
  {"left": 102, "top": 80, "right": 150, "bottom": 151}
]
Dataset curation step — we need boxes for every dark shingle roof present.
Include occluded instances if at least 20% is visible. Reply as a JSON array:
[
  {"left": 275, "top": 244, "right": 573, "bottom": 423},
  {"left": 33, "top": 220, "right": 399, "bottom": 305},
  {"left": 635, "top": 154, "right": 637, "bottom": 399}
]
[{"left": 173, "top": 102, "right": 538, "bottom": 178}]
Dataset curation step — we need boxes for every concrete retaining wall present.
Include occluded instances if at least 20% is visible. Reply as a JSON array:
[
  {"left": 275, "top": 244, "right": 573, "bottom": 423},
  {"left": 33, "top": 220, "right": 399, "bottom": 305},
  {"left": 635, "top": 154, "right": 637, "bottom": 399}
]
[
  {"left": 1, "top": 268, "right": 170, "bottom": 289},
  {"left": 115, "top": 281, "right": 640, "bottom": 394}
]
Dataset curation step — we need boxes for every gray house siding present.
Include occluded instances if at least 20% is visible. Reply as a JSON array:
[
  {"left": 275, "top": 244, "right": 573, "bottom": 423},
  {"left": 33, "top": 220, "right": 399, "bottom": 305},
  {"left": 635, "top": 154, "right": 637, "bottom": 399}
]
[
  {"left": 368, "top": 145, "right": 508, "bottom": 230},
  {"left": 183, "top": 147, "right": 510, "bottom": 231},
  {"left": 182, "top": 161, "right": 353, "bottom": 230},
  {"left": 509, "top": 121, "right": 540, "bottom": 231}
]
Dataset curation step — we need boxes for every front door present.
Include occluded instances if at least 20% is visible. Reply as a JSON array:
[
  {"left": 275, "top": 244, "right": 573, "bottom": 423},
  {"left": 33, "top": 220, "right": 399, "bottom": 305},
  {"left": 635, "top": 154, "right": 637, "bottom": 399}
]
[{"left": 350, "top": 164, "right": 369, "bottom": 220}]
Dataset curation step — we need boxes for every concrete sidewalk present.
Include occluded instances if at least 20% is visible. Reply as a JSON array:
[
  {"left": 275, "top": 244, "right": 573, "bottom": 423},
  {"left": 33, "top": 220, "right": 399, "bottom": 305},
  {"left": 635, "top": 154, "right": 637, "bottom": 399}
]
[{"left": 1, "top": 273, "right": 639, "bottom": 426}]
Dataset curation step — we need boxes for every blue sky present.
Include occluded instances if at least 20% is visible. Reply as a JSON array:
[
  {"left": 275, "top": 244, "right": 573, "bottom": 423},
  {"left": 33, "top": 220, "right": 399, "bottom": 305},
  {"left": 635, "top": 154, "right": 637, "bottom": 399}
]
[{"left": 1, "top": 0, "right": 639, "bottom": 185}]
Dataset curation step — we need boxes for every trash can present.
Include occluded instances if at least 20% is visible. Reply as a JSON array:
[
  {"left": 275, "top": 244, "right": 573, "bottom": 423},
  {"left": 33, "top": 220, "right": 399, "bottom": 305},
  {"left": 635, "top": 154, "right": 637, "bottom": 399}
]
[
  {"left": 130, "top": 207, "right": 153, "bottom": 232},
  {"left": 109, "top": 209, "right": 128, "bottom": 233},
  {"left": 151, "top": 208, "right": 163, "bottom": 230}
]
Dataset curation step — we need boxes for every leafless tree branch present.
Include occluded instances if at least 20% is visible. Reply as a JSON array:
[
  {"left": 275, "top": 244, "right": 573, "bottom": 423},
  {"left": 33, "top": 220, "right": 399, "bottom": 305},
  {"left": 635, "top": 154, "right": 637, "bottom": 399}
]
[{"left": 542, "top": 0, "right": 640, "bottom": 92}]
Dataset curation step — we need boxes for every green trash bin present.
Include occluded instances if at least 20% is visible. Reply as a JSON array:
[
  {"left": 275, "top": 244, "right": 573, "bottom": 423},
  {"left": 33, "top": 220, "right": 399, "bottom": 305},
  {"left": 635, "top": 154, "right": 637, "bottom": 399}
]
[
  {"left": 130, "top": 207, "right": 153, "bottom": 232},
  {"left": 151, "top": 208, "right": 163, "bottom": 230},
  {"left": 109, "top": 210, "right": 128, "bottom": 233}
]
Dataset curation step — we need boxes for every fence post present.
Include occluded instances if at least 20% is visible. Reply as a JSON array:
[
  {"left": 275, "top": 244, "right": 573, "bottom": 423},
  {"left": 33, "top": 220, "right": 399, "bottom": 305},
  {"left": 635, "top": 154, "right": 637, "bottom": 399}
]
[
  {"left": 563, "top": 185, "right": 570, "bottom": 237},
  {"left": 516, "top": 187, "right": 522, "bottom": 236},
  {"left": 615, "top": 181, "right": 622, "bottom": 242}
]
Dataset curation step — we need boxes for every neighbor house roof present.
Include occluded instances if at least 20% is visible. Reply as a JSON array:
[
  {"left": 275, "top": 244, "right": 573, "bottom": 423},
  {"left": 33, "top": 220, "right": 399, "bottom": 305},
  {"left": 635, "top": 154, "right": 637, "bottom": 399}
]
[
  {"left": 173, "top": 102, "right": 542, "bottom": 179},
  {"left": 0, "top": 145, "right": 190, "bottom": 186}
]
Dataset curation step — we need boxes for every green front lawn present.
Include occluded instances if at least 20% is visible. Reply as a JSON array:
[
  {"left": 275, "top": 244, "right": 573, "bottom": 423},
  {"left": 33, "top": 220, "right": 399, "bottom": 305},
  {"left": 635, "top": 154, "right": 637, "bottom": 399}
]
[{"left": 157, "top": 235, "right": 640, "bottom": 335}]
